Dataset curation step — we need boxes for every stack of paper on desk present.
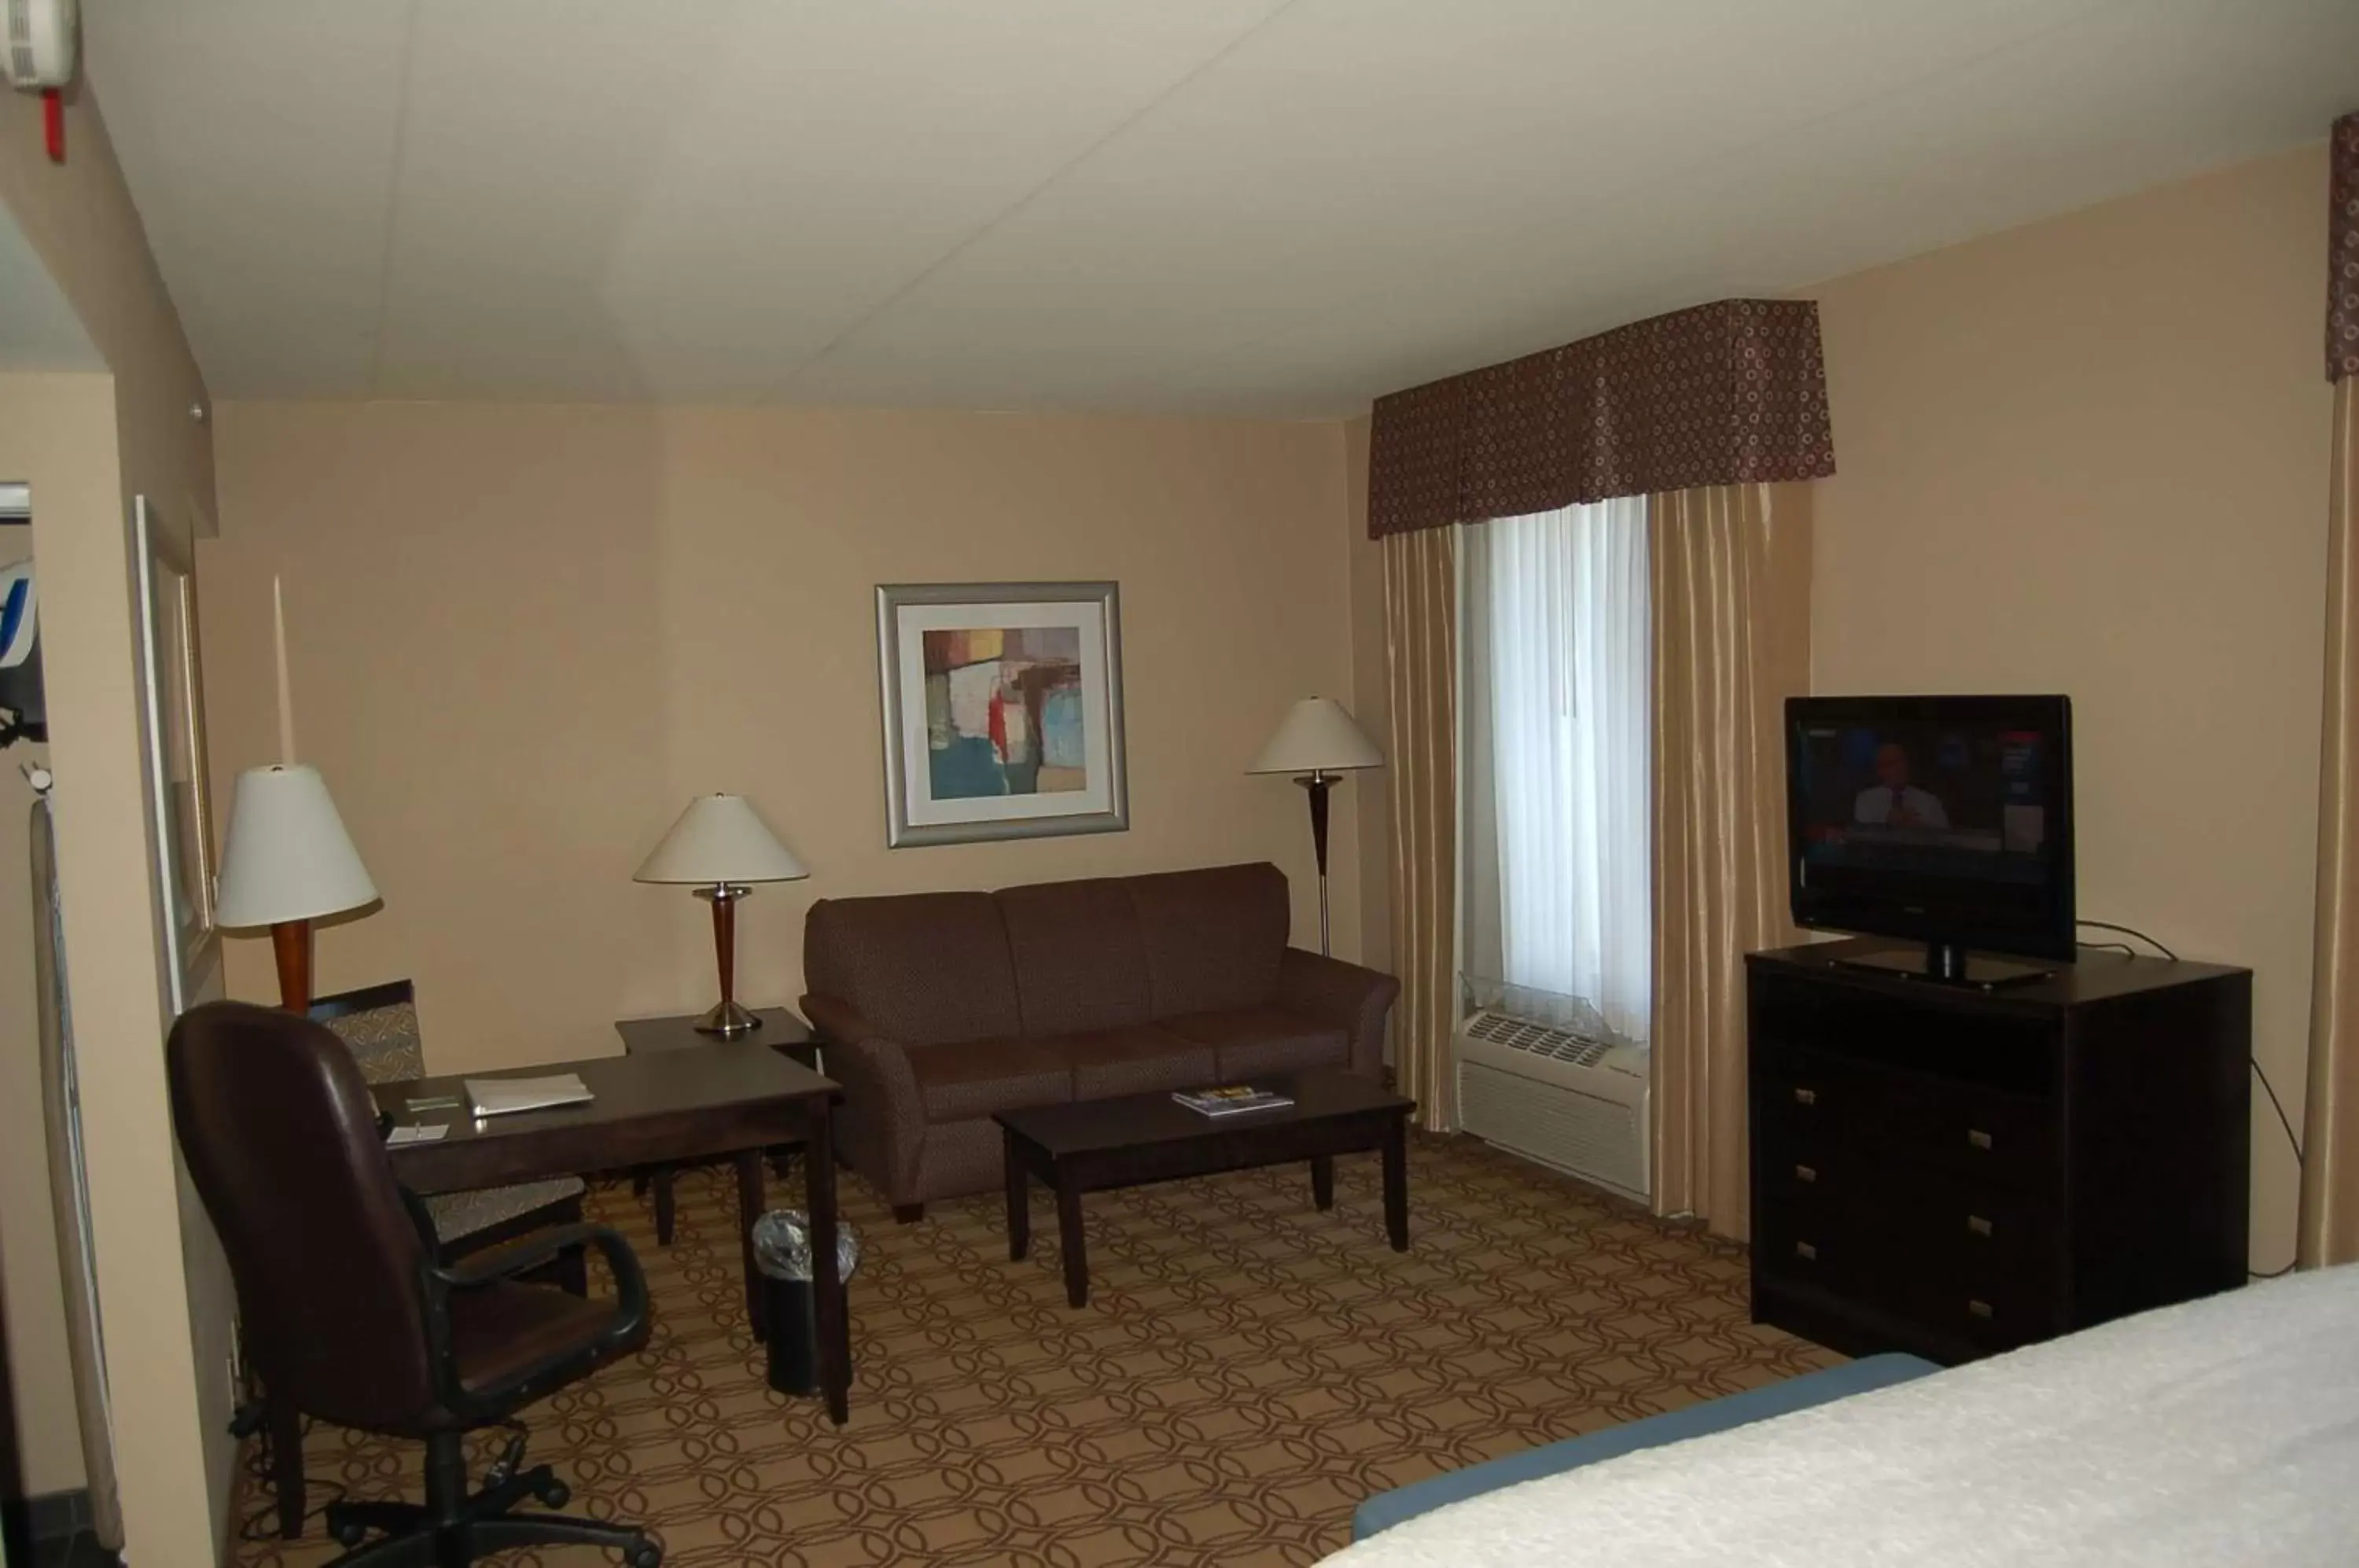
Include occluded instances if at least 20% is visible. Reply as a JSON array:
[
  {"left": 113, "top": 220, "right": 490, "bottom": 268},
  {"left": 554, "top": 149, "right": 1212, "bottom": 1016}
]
[{"left": 463, "top": 1073, "right": 594, "bottom": 1118}]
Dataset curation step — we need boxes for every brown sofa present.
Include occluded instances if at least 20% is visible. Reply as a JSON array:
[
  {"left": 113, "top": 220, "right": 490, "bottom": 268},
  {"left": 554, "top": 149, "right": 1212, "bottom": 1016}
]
[{"left": 800, "top": 861, "right": 1400, "bottom": 1219}]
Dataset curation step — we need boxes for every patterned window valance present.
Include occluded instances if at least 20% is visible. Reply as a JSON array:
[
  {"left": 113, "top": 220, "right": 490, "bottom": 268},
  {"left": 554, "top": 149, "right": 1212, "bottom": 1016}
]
[
  {"left": 2333, "top": 112, "right": 2358, "bottom": 382},
  {"left": 1367, "top": 298, "right": 1836, "bottom": 538}
]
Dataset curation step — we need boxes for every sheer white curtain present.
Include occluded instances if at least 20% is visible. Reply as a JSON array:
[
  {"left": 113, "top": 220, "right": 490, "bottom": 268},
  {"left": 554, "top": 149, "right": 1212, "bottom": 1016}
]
[{"left": 1459, "top": 496, "right": 1651, "bottom": 1042}]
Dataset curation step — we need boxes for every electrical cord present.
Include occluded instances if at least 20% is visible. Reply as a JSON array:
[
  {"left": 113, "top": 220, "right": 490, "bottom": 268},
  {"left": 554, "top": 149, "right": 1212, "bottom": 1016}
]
[
  {"left": 2254, "top": 1057, "right": 2304, "bottom": 1168},
  {"left": 2075, "top": 940, "right": 2138, "bottom": 960},
  {"left": 2082, "top": 918, "right": 2302, "bottom": 1166},
  {"left": 2248, "top": 1065, "right": 2306, "bottom": 1281},
  {"left": 235, "top": 1407, "right": 348, "bottom": 1543},
  {"left": 2081, "top": 918, "right": 2306, "bottom": 1280},
  {"left": 234, "top": 1404, "right": 532, "bottom": 1543},
  {"left": 2074, "top": 919, "right": 2178, "bottom": 962}
]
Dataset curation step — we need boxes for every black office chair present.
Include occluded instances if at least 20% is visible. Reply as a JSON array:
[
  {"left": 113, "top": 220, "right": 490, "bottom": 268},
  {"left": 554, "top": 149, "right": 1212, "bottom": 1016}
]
[{"left": 167, "top": 999, "right": 661, "bottom": 1566}]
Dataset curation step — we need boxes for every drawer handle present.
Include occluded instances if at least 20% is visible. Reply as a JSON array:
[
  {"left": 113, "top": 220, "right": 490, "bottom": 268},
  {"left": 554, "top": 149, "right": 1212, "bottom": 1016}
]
[
  {"left": 1794, "top": 1164, "right": 1817, "bottom": 1184},
  {"left": 1967, "top": 1128, "right": 1994, "bottom": 1151},
  {"left": 1967, "top": 1298, "right": 1994, "bottom": 1320},
  {"left": 1966, "top": 1214, "right": 1994, "bottom": 1238},
  {"left": 1793, "top": 1087, "right": 1818, "bottom": 1106},
  {"left": 1794, "top": 1241, "right": 1819, "bottom": 1261}
]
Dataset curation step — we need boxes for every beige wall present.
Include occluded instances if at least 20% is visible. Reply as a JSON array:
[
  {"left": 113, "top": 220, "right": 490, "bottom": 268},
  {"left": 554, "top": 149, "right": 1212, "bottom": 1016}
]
[
  {"left": 1811, "top": 142, "right": 2334, "bottom": 1271},
  {"left": 0, "top": 391, "right": 71, "bottom": 1497},
  {"left": 204, "top": 403, "right": 1364, "bottom": 1069},
  {"left": 0, "top": 84, "right": 233, "bottom": 1559}
]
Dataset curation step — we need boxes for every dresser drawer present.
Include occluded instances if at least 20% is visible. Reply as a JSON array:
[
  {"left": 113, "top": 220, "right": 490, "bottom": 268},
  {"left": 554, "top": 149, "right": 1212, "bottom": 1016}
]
[
  {"left": 1757, "top": 1189, "right": 2060, "bottom": 1353},
  {"left": 1759, "top": 1135, "right": 2051, "bottom": 1252},
  {"left": 1754, "top": 1137, "right": 1882, "bottom": 1228},
  {"left": 1755, "top": 1043, "right": 2056, "bottom": 1191},
  {"left": 1749, "top": 967, "right": 2055, "bottom": 1093},
  {"left": 1754, "top": 1204, "right": 1875, "bottom": 1295},
  {"left": 1883, "top": 1258, "right": 2060, "bottom": 1352}
]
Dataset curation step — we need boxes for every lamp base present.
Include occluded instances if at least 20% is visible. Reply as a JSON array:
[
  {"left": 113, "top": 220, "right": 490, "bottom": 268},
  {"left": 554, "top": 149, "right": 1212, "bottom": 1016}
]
[
  {"left": 270, "top": 918, "right": 313, "bottom": 1014},
  {"left": 690, "top": 882, "right": 759, "bottom": 1036},
  {"left": 695, "top": 997, "right": 763, "bottom": 1037},
  {"left": 1294, "top": 773, "right": 1335, "bottom": 957}
]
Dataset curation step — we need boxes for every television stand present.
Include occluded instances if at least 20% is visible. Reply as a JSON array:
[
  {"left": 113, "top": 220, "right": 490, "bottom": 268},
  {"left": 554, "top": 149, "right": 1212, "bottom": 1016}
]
[
  {"left": 1832, "top": 941, "right": 2057, "bottom": 990},
  {"left": 1748, "top": 937, "right": 2251, "bottom": 1364}
]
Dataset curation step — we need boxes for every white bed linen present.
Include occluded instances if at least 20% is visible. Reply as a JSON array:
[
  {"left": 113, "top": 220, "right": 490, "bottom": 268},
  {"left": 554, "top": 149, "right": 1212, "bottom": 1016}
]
[{"left": 1326, "top": 1265, "right": 2359, "bottom": 1566}]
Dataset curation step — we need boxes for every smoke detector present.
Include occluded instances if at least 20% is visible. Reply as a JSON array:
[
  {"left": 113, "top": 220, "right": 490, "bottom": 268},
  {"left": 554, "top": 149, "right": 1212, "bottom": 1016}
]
[{"left": 4, "top": 0, "right": 77, "bottom": 90}]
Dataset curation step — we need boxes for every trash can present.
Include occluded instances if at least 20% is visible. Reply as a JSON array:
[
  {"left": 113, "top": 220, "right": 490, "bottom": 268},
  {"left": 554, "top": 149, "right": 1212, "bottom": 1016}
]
[{"left": 750, "top": 1209, "right": 859, "bottom": 1397}]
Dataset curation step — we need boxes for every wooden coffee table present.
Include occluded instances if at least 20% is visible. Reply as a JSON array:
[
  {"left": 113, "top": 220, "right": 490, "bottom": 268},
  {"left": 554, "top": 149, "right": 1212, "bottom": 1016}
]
[{"left": 995, "top": 1070, "right": 1415, "bottom": 1308}]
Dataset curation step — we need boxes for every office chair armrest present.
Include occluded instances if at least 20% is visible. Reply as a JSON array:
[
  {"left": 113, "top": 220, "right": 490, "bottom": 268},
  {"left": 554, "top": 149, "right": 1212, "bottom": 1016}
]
[
  {"left": 436, "top": 1221, "right": 631, "bottom": 1290},
  {"left": 421, "top": 1222, "right": 650, "bottom": 1421}
]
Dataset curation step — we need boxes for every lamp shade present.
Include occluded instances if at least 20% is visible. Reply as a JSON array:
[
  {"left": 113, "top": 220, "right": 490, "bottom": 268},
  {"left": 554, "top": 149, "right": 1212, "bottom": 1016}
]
[
  {"left": 213, "top": 764, "right": 380, "bottom": 928},
  {"left": 633, "top": 793, "right": 808, "bottom": 885},
  {"left": 1249, "top": 698, "right": 1384, "bottom": 775}
]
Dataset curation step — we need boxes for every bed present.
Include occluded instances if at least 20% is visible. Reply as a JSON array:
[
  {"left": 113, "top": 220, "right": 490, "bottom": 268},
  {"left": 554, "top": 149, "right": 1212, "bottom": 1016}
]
[{"left": 1324, "top": 1263, "right": 2359, "bottom": 1566}]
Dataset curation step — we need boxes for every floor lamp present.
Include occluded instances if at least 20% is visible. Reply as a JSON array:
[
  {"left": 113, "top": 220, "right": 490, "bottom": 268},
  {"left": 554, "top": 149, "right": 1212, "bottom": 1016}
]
[
  {"left": 213, "top": 763, "right": 380, "bottom": 1012},
  {"left": 1250, "top": 698, "right": 1383, "bottom": 955}
]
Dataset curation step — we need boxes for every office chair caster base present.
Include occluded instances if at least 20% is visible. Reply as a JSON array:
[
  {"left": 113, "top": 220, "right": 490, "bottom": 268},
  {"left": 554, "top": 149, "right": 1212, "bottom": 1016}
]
[
  {"left": 326, "top": 1498, "right": 430, "bottom": 1548},
  {"left": 318, "top": 1431, "right": 657, "bottom": 1567},
  {"left": 322, "top": 1514, "right": 657, "bottom": 1567}
]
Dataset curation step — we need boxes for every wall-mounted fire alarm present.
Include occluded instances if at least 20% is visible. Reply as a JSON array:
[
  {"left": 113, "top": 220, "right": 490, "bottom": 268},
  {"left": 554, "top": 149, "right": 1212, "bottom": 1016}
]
[{"left": 2, "top": 0, "right": 78, "bottom": 91}]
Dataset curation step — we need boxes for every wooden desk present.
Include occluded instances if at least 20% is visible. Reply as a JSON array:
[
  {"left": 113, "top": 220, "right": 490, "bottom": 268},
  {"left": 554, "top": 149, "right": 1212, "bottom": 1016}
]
[
  {"left": 377, "top": 1042, "right": 851, "bottom": 1424},
  {"left": 613, "top": 1010, "right": 815, "bottom": 1242}
]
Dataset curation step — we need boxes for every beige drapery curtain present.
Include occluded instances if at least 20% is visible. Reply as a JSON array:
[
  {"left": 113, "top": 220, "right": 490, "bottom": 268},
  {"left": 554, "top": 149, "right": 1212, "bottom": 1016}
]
[
  {"left": 1382, "top": 527, "right": 1459, "bottom": 1132},
  {"left": 2302, "top": 378, "right": 2359, "bottom": 1267},
  {"left": 1650, "top": 482, "right": 1813, "bottom": 1239}
]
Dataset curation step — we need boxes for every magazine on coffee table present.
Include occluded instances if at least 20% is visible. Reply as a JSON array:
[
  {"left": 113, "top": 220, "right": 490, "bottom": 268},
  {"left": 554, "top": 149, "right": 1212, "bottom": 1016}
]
[{"left": 1173, "top": 1084, "right": 1294, "bottom": 1117}]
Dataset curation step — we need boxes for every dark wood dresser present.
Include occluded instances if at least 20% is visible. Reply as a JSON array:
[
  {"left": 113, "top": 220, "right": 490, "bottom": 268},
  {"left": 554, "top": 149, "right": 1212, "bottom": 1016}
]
[{"left": 1746, "top": 937, "right": 2250, "bottom": 1364}]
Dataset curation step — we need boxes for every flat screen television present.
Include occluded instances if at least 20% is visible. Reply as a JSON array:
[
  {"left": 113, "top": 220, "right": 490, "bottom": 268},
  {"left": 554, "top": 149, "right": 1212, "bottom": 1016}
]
[{"left": 1786, "top": 694, "right": 2074, "bottom": 985}]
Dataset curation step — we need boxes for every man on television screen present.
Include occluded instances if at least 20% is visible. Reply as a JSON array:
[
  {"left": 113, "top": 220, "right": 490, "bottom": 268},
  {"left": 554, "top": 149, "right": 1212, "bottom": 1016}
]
[{"left": 1854, "top": 741, "right": 1949, "bottom": 829}]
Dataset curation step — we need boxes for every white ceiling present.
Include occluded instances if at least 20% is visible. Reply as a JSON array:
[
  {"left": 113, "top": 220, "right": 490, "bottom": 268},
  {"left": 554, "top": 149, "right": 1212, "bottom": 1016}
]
[
  {"left": 85, "top": 0, "right": 2359, "bottom": 418},
  {"left": 0, "top": 207, "right": 100, "bottom": 374}
]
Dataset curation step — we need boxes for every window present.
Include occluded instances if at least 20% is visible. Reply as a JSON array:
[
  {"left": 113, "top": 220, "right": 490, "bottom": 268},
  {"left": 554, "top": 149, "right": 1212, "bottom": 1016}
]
[{"left": 1457, "top": 496, "right": 1651, "bottom": 1043}]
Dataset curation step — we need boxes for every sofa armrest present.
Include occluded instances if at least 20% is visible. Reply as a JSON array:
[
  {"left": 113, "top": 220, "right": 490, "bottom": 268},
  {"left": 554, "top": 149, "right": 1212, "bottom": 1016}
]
[
  {"left": 799, "top": 993, "right": 924, "bottom": 1204},
  {"left": 1275, "top": 948, "right": 1400, "bottom": 1083}
]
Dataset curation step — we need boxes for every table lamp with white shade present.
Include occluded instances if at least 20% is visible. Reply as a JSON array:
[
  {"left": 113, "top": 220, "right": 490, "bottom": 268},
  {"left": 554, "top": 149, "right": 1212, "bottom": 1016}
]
[
  {"left": 1249, "top": 697, "right": 1384, "bottom": 955},
  {"left": 634, "top": 793, "right": 808, "bottom": 1036},
  {"left": 213, "top": 763, "right": 380, "bottom": 1012}
]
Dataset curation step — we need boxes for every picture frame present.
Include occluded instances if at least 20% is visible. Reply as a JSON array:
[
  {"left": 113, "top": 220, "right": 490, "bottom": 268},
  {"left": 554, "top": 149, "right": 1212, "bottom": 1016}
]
[
  {"left": 875, "top": 580, "right": 1128, "bottom": 848},
  {"left": 131, "top": 495, "right": 219, "bottom": 1011}
]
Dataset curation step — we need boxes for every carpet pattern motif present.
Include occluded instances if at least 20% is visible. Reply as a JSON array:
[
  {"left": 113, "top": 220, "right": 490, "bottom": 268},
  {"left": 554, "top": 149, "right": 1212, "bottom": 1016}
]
[{"left": 232, "top": 1136, "right": 1838, "bottom": 1566}]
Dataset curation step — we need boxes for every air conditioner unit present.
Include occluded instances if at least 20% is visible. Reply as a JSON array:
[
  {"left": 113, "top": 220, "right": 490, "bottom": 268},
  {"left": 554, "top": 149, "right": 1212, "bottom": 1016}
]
[{"left": 1456, "top": 1008, "right": 1650, "bottom": 1203}]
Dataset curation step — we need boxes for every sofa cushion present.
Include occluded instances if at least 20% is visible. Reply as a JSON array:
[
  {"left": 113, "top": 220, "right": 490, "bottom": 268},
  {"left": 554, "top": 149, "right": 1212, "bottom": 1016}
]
[
  {"left": 1161, "top": 1007, "right": 1349, "bottom": 1080},
  {"left": 907, "top": 1037, "right": 1073, "bottom": 1123},
  {"left": 804, "top": 891, "right": 1021, "bottom": 1046},
  {"left": 997, "top": 877, "right": 1152, "bottom": 1037},
  {"left": 1126, "top": 862, "right": 1290, "bottom": 1019},
  {"left": 1056, "top": 1026, "right": 1216, "bottom": 1100}
]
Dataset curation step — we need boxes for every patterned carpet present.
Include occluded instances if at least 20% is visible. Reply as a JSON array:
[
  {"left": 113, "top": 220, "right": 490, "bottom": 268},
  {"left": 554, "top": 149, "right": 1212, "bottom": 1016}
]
[{"left": 233, "top": 1136, "right": 1838, "bottom": 1566}]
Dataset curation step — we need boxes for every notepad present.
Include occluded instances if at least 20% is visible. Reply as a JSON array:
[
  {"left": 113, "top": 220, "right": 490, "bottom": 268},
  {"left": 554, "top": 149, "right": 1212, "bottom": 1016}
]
[{"left": 463, "top": 1073, "right": 594, "bottom": 1118}]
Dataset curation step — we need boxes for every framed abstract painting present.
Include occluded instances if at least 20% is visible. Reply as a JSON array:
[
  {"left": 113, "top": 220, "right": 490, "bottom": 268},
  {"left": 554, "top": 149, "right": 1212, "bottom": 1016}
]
[
  {"left": 875, "top": 580, "right": 1128, "bottom": 848},
  {"left": 131, "top": 495, "right": 220, "bottom": 1011}
]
